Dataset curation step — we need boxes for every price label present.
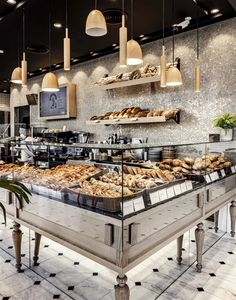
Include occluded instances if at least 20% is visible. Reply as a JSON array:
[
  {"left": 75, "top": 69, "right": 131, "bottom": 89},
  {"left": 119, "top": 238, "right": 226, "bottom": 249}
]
[
  {"left": 180, "top": 182, "right": 187, "bottom": 193},
  {"left": 231, "top": 166, "right": 236, "bottom": 174},
  {"left": 133, "top": 197, "right": 145, "bottom": 212},
  {"left": 220, "top": 169, "right": 226, "bottom": 177},
  {"left": 122, "top": 200, "right": 134, "bottom": 216},
  {"left": 166, "top": 187, "right": 175, "bottom": 199},
  {"left": 174, "top": 184, "right": 182, "bottom": 195},
  {"left": 185, "top": 180, "right": 193, "bottom": 191},
  {"left": 150, "top": 190, "right": 160, "bottom": 205},
  {"left": 204, "top": 175, "right": 211, "bottom": 184},
  {"left": 158, "top": 189, "right": 168, "bottom": 201},
  {"left": 210, "top": 172, "right": 219, "bottom": 181}
]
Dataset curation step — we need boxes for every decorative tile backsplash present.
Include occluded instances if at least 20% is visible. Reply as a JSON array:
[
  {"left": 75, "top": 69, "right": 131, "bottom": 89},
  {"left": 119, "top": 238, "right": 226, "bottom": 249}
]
[{"left": 10, "top": 18, "right": 236, "bottom": 144}]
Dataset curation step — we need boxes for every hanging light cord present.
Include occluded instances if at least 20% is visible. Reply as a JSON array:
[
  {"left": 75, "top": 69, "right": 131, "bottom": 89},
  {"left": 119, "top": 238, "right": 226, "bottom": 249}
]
[
  {"left": 17, "top": 32, "right": 20, "bottom": 66},
  {"left": 23, "top": 8, "right": 25, "bottom": 53},
  {"left": 66, "top": 0, "right": 68, "bottom": 28},
  {"left": 197, "top": 14, "right": 199, "bottom": 60},
  {"left": 131, "top": 0, "right": 133, "bottom": 39},
  {"left": 162, "top": 0, "right": 165, "bottom": 46},
  {"left": 95, "top": 0, "right": 97, "bottom": 9},
  {"left": 172, "top": 0, "right": 175, "bottom": 65},
  {"left": 49, "top": 4, "right": 51, "bottom": 71},
  {"left": 122, "top": 0, "right": 124, "bottom": 15}
]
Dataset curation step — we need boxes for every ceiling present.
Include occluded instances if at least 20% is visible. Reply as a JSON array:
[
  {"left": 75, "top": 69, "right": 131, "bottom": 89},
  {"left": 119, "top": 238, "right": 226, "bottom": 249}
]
[{"left": 0, "top": 0, "right": 235, "bottom": 93}]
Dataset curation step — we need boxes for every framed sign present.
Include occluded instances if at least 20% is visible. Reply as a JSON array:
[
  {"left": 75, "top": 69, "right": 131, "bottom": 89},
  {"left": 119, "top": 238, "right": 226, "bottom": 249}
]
[{"left": 39, "top": 83, "right": 76, "bottom": 120}]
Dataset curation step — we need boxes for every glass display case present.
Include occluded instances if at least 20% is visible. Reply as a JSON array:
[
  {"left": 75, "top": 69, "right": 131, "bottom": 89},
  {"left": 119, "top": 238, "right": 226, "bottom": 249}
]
[{"left": 0, "top": 139, "right": 236, "bottom": 298}]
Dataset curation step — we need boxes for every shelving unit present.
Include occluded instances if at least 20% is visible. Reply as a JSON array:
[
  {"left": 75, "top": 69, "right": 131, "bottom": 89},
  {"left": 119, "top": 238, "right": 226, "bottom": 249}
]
[
  {"left": 94, "top": 75, "right": 160, "bottom": 90},
  {"left": 86, "top": 111, "right": 180, "bottom": 126}
]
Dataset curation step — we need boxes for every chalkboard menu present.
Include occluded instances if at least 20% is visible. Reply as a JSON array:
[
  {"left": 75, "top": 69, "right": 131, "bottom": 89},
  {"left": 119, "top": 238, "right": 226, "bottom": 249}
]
[{"left": 39, "top": 86, "right": 67, "bottom": 118}]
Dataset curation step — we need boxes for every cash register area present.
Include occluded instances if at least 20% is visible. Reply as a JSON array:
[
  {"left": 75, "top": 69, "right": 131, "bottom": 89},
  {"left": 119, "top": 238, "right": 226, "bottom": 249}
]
[{"left": 0, "top": 217, "right": 235, "bottom": 300}]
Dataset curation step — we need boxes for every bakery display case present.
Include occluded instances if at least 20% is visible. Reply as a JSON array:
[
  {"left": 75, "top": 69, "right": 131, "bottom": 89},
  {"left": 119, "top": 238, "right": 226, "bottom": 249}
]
[{"left": 0, "top": 139, "right": 236, "bottom": 299}]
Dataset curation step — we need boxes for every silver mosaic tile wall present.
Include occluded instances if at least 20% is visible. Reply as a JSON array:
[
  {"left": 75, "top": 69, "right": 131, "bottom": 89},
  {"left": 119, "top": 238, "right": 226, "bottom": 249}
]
[{"left": 10, "top": 18, "right": 236, "bottom": 144}]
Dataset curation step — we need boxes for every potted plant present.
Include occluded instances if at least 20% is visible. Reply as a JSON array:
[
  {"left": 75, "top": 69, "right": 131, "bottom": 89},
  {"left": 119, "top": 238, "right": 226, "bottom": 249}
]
[
  {"left": 0, "top": 179, "right": 31, "bottom": 224},
  {"left": 213, "top": 113, "right": 236, "bottom": 141}
]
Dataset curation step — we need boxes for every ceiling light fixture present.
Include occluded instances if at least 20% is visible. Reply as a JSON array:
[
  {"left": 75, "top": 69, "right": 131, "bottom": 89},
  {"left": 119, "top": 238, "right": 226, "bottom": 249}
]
[
  {"left": 3, "top": 90, "right": 7, "bottom": 93},
  {"left": 64, "top": 0, "right": 70, "bottom": 71},
  {"left": 0, "top": 50, "right": 4, "bottom": 54},
  {"left": 11, "top": 33, "right": 22, "bottom": 84},
  {"left": 127, "top": 0, "right": 143, "bottom": 65},
  {"left": 160, "top": 0, "right": 166, "bottom": 88},
  {"left": 210, "top": 8, "right": 220, "bottom": 14},
  {"left": 195, "top": 10, "right": 201, "bottom": 92},
  {"left": 85, "top": 0, "right": 107, "bottom": 37},
  {"left": 119, "top": 0, "right": 127, "bottom": 67},
  {"left": 42, "top": 2, "right": 59, "bottom": 92},
  {"left": 21, "top": 8, "right": 27, "bottom": 86},
  {"left": 166, "top": 0, "right": 183, "bottom": 87},
  {"left": 54, "top": 23, "right": 62, "bottom": 28},
  {"left": 7, "top": 0, "right": 16, "bottom": 4}
]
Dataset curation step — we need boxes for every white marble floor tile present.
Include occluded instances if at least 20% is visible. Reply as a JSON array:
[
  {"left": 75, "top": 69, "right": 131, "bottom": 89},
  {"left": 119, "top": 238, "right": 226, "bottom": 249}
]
[{"left": 0, "top": 272, "right": 34, "bottom": 296}]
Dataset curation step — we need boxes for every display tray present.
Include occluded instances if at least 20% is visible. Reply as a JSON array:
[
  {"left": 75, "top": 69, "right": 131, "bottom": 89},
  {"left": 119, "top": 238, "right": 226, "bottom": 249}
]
[{"left": 64, "top": 186, "right": 145, "bottom": 212}]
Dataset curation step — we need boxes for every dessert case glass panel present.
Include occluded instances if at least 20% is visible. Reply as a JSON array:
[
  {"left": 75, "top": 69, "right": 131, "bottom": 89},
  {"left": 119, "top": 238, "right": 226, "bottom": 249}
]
[{"left": 0, "top": 140, "right": 235, "bottom": 223}]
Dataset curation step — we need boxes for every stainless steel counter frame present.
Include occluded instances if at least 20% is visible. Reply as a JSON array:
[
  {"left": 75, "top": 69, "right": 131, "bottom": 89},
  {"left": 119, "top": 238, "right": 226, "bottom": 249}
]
[{"left": 2, "top": 174, "right": 236, "bottom": 300}]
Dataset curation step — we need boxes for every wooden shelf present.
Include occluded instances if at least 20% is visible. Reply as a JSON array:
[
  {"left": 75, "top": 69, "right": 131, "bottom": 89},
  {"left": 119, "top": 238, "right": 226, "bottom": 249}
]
[
  {"left": 94, "top": 75, "right": 160, "bottom": 90},
  {"left": 86, "top": 114, "right": 180, "bottom": 126}
]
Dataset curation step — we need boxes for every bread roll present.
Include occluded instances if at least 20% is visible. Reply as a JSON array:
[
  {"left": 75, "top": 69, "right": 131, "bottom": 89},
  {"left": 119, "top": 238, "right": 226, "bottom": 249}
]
[
  {"left": 147, "top": 111, "right": 154, "bottom": 117},
  {"left": 153, "top": 111, "right": 162, "bottom": 116}
]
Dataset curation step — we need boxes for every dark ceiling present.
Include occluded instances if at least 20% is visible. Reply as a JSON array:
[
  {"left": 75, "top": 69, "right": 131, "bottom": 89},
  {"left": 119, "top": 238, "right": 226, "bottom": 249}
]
[{"left": 0, "top": 0, "right": 235, "bottom": 93}]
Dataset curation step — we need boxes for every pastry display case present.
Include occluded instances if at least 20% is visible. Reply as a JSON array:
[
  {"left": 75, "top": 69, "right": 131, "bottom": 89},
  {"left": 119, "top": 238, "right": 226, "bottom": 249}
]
[{"left": 0, "top": 139, "right": 236, "bottom": 298}]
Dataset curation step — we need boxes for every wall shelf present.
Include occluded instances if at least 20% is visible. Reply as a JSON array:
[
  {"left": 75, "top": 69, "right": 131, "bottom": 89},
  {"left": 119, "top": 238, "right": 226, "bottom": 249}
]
[
  {"left": 94, "top": 75, "right": 160, "bottom": 90},
  {"left": 86, "top": 112, "right": 180, "bottom": 126}
]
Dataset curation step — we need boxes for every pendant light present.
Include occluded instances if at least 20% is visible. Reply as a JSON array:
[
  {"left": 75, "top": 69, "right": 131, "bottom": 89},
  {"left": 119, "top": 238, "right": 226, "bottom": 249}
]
[
  {"left": 85, "top": 0, "right": 107, "bottom": 37},
  {"left": 11, "top": 34, "right": 22, "bottom": 84},
  {"left": 195, "top": 14, "right": 201, "bottom": 92},
  {"left": 166, "top": 0, "right": 183, "bottom": 87},
  {"left": 127, "top": 0, "right": 143, "bottom": 65},
  {"left": 160, "top": 0, "right": 166, "bottom": 87},
  {"left": 42, "top": 5, "right": 59, "bottom": 92},
  {"left": 64, "top": 0, "right": 70, "bottom": 71},
  {"left": 21, "top": 8, "right": 27, "bottom": 87},
  {"left": 119, "top": 0, "right": 127, "bottom": 67}
]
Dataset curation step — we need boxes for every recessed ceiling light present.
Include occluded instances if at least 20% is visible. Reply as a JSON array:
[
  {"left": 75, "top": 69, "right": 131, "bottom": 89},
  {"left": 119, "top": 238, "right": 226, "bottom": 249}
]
[
  {"left": 72, "top": 58, "right": 79, "bottom": 62},
  {"left": 211, "top": 8, "right": 220, "bottom": 14},
  {"left": 139, "top": 34, "right": 145, "bottom": 38},
  {"left": 0, "top": 50, "right": 4, "bottom": 54},
  {"left": 54, "top": 23, "right": 62, "bottom": 28},
  {"left": 7, "top": 0, "right": 16, "bottom": 5},
  {"left": 112, "top": 43, "right": 117, "bottom": 47},
  {"left": 92, "top": 52, "right": 98, "bottom": 56},
  {"left": 90, "top": 51, "right": 94, "bottom": 55},
  {"left": 3, "top": 90, "right": 7, "bottom": 93}
]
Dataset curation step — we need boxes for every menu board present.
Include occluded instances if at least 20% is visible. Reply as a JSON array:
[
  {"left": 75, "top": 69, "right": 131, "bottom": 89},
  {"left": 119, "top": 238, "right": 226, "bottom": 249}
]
[{"left": 39, "top": 86, "right": 67, "bottom": 118}]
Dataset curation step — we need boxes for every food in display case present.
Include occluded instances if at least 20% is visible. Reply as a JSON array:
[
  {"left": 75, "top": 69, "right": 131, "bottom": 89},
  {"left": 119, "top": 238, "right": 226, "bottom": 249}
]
[
  {"left": 90, "top": 107, "right": 179, "bottom": 121},
  {"left": 95, "top": 64, "right": 160, "bottom": 86}
]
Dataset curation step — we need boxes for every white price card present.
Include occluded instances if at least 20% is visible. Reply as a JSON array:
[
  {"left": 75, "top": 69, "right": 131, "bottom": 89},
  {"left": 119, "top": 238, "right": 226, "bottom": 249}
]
[
  {"left": 210, "top": 172, "right": 219, "bottom": 181},
  {"left": 174, "top": 184, "right": 182, "bottom": 195},
  {"left": 185, "top": 180, "right": 193, "bottom": 191},
  {"left": 133, "top": 197, "right": 145, "bottom": 212},
  {"left": 180, "top": 182, "right": 187, "bottom": 193},
  {"left": 204, "top": 175, "right": 211, "bottom": 184},
  {"left": 158, "top": 189, "right": 168, "bottom": 201},
  {"left": 234, "top": 166, "right": 236, "bottom": 173},
  {"left": 231, "top": 166, "right": 236, "bottom": 174},
  {"left": 166, "top": 187, "right": 175, "bottom": 199},
  {"left": 122, "top": 200, "right": 134, "bottom": 216},
  {"left": 220, "top": 169, "right": 226, "bottom": 177},
  {"left": 150, "top": 190, "right": 160, "bottom": 205}
]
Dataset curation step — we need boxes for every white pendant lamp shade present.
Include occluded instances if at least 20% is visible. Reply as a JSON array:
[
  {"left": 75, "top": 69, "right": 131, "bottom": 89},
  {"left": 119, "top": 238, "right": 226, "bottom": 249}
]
[
  {"left": 160, "top": 45, "right": 167, "bottom": 87},
  {"left": 21, "top": 52, "right": 27, "bottom": 86},
  {"left": 42, "top": 72, "right": 59, "bottom": 92},
  {"left": 119, "top": 15, "right": 127, "bottom": 67},
  {"left": 85, "top": 9, "right": 107, "bottom": 37},
  {"left": 195, "top": 60, "right": 201, "bottom": 92},
  {"left": 64, "top": 28, "right": 70, "bottom": 71},
  {"left": 166, "top": 65, "right": 183, "bottom": 86},
  {"left": 127, "top": 39, "right": 143, "bottom": 65},
  {"left": 11, "top": 67, "right": 22, "bottom": 84}
]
